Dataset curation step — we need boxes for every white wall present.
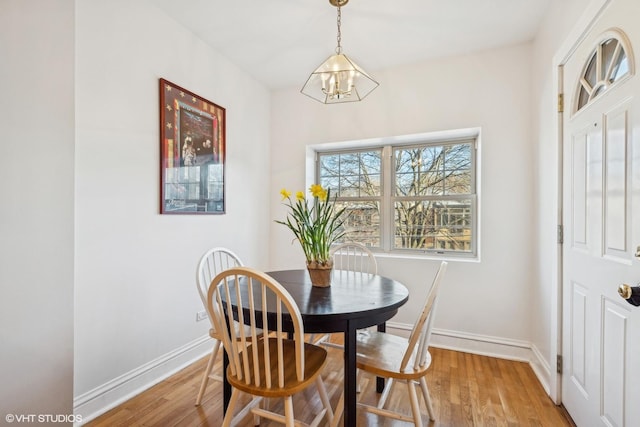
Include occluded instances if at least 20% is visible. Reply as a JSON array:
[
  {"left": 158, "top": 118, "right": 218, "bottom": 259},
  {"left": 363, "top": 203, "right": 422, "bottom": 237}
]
[
  {"left": 0, "top": 0, "right": 75, "bottom": 419},
  {"left": 74, "top": 0, "right": 271, "bottom": 413},
  {"left": 270, "top": 44, "right": 536, "bottom": 354},
  {"left": 530, "top": 0, "right": 601, "bottom": 397}
]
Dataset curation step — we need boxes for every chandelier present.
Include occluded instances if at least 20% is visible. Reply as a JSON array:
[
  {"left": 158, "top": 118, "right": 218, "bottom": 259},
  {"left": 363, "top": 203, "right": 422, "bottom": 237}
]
[{"left": 301, "top": 0, "right": 379, "bottom": 104}]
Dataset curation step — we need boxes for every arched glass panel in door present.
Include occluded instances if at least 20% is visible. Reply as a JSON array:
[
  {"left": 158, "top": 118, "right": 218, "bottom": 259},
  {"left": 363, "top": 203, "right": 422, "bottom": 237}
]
[{"left": 575, "top": 30, "right": 635, "bottom": 113}]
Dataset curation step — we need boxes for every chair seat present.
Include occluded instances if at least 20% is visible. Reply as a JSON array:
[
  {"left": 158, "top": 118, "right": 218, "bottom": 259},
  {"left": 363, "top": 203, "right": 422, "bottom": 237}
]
[
  {"left": 227, "top": 337, "right": 328, "bottom": 398},
  {"left": 356, "top": 331, "right": 432, "bottom": 380}
]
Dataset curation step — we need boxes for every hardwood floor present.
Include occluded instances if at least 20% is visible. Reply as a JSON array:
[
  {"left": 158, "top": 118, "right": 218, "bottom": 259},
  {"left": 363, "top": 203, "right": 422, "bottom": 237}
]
[{"left": 86, "top": 341, "right": 576, "bottom": 426}]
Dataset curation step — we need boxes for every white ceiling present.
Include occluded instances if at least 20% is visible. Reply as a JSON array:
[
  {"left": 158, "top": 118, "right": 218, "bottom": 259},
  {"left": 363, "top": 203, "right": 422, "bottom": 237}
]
[{"left": 151, "top": 0, "right": 552, "bottom": 90}]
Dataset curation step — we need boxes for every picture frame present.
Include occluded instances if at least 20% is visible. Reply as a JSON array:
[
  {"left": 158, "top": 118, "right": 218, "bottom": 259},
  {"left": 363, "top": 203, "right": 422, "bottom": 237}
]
[{"left": 159, "top": 78, "right": 226, "bottom": 214}]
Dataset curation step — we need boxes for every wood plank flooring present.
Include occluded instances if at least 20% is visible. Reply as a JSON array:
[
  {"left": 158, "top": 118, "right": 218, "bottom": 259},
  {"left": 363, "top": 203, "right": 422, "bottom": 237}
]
[{"left": 86, "top": 340, "right": 576, "bottom": 426}]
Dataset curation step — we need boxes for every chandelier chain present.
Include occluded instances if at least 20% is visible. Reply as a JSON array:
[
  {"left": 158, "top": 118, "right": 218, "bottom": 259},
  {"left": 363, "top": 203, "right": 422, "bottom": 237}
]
[{"left": 336, "top": 6, "right": 342, "bottom": 54}]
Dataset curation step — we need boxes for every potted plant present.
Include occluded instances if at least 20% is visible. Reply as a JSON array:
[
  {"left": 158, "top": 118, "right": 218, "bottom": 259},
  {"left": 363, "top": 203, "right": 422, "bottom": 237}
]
[{"left": 277, "top": 184, "right": 347, "bottom": 286}]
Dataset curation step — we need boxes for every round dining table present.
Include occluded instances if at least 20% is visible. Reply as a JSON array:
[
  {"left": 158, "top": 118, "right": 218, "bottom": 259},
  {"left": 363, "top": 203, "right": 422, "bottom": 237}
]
[{"left": 221, "top": 269, "right": 410, "bottom": 426}]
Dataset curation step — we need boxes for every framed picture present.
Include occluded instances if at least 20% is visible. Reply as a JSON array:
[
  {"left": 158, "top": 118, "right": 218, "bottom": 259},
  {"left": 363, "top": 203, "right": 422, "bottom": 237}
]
[{"left": 159, "top": 78, "right": 226, "bottom": 214}]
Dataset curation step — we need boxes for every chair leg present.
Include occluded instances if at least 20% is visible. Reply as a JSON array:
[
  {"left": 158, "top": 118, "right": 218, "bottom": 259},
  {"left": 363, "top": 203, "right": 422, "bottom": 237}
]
[
  {"left": 419, "top": 377, "right": 435, "bottom": 421},
  {"left": 330, "top": 392, "right": 344, "bottom": 427},
  {"left": 195, "top": 340, "right": 221, "bottom": 406},
  {"left": 253, "top": 398, "right": 261, "bottom": 425},
  {"left": 222, "top": 388, "right": 240, "bottom": 427},
  {"left": 377, "top": 378, "right": 394, "bottom": 409},
  {"left": 315, "top": 376, "right": 334, "bottom": 424},
  {"left": 407, "top": 380, "right": 424, "bottom": 427},
  {"left": 284, "top": 396, "right": 295, "bottom": 427},
  {"left": 356, "top": 369, "right": 364, "bottom": 401}
]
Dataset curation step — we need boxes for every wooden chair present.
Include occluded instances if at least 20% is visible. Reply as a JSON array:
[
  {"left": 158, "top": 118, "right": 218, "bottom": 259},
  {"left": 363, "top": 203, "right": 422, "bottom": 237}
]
[
  {"left": 208, "top": 267, "right": 334, "bottom": 427},
  {"left": 331, "top": 242, "right": 377, "bottom": 275},
  {"left": 354, "top": 261, "right": 448, "bottom": 426},
  {"left": 194, "top": 247, "right": 244, "bottom": 406},
  {"left": 312, "top": 242, "right": 378, "bottom": 348}
]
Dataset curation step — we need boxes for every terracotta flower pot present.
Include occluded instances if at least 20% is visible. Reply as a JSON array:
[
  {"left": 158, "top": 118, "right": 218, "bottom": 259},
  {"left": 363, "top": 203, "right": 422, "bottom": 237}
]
[{"left": 306, "top": 260, "right": 333, "bottom": 287}]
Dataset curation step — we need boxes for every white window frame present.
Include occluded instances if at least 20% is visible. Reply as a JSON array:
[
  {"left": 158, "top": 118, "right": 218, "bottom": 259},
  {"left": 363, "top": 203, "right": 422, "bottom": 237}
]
[{"left": 308, "top": 128, "right": 481, "bottom": 260}]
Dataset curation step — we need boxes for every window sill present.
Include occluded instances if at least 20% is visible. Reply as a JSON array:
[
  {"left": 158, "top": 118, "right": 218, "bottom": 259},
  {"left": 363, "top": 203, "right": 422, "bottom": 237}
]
[{"left": 370, "top": 251, "right": 480, "bottom": 263}]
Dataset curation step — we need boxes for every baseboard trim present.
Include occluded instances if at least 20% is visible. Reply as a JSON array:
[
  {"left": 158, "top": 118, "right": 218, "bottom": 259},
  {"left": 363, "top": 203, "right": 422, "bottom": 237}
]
[
  {"left": 74, "top": 335, "right": 212, "bottom": 425},
  {"left": 386, "top": 322, "right": 551, "bottom": 392},
  {"left": 529, "top": 343, "right": 552, "bottom": 395}
]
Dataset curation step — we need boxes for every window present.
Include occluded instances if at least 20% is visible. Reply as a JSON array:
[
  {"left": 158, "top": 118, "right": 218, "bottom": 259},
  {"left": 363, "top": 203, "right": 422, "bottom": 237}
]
[
  {"left": 575, "top": 33, "right": 633, "bottom": 113},
  {"left": 317, "top": 136, "right": 477, "bottom": 257},
  {"left": 319, "top": 150, "right": 382, "bottom": 247}
]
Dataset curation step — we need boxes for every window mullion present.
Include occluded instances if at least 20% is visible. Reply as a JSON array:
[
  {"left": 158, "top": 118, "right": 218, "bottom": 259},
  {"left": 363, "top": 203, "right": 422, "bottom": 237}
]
[{"left": 381, "top": 145, "right": 393, "bottom": 251}]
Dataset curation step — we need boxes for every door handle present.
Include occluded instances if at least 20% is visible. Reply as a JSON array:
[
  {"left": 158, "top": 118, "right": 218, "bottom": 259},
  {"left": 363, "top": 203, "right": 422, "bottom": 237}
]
[{"left": 618, "top": 284, "right": 640, "bottom": 306}]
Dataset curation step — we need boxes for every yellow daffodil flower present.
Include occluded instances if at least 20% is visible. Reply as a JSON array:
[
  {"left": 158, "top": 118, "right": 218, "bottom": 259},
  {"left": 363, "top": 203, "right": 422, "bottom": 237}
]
[
  {"left": 280, "top": 188, "right": 291, "bottom": 200},
  {"left": 318, "top": 189, "right": 328, "bottom": 202},
  {"left": 309, "top": 184, "right": 324, "bottom": 198},
  {"left": 296, "top": 191, "right": 305, "bottom": 201}
]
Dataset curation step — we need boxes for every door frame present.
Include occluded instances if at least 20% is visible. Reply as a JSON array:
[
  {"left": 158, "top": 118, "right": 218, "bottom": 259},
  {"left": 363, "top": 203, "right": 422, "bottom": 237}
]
[{"left": 550, "top": 0, "right": 612, "bottom": 404}]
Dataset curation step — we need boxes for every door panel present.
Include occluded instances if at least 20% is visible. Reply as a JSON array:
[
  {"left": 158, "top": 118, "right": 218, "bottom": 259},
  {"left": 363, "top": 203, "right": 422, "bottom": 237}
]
[
  {"left": 601, "top": 298, "right": 629, "bottom": 427},
  {"left": 569, "top": 281, "right": 588, "bottom": 395},
  {"left": 604, "top": 105, "right": 629, "bottom": 260},
  {"left": 572, "top": 132, "right": 588, "bottom": 249}
]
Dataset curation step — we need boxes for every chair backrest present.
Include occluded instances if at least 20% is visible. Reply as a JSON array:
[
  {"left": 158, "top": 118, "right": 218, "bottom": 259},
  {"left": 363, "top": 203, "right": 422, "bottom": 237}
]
[
  {"left": 331, "top": 242, "right": 378, "bottom": 274},
  {"left": 196, "top": 247, "right": 243, "bottom": 327},
  {"left": 208, "top": 267, "right": 306, "bottom": 387},
  {"left": 400, "top": 261, "right": 447, "bottom": 372}
]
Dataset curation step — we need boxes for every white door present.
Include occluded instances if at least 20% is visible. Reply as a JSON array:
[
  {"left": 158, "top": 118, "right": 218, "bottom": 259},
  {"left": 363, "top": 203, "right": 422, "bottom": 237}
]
[{"left": 562, "top": 0, "right": 640, "bottom": 425}]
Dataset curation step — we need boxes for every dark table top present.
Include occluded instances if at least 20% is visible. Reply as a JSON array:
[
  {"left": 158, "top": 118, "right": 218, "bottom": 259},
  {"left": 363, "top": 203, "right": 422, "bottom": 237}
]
[{"left": 222, "top": 269, "right": 410, "bottom": 333}]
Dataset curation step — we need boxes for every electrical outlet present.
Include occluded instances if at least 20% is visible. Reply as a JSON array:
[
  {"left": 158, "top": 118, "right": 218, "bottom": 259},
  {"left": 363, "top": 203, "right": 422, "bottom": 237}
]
[{"left": 196, "top": 310, "right": 208, "bottom": 322}]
